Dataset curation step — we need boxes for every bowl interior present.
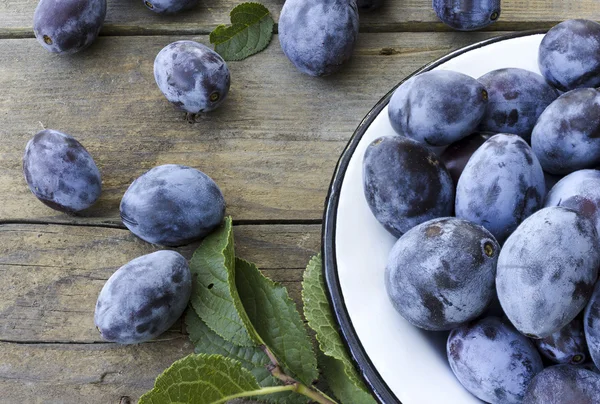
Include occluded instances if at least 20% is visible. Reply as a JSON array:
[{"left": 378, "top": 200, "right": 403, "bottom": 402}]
[{"left": 330, "top": 33, "right": 545, "bottom": 404}]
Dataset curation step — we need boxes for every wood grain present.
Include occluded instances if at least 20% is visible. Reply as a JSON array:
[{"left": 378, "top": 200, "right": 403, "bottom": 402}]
[
  {"left": 0, "top": 339, "right": 194, "bottom": 404},
  {"left": 0, "top": 222, "right": 319, "bottom": 343},
  {"left": 1, "top": 0, "right": 599, "bottom": 36},
  {"left": 0, "top": 32, "right": 499, "bottom": 225}
]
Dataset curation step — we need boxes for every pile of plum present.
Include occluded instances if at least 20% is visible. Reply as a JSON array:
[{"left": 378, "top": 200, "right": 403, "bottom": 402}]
[
  {"left": 364, "top": 19, "right": 600, "bottom": 403},
  {"left": 23, "top": 128, "right": 225, "bottom": 344}
]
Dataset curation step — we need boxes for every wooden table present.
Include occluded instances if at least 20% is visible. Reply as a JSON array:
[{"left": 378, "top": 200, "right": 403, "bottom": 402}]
[{"left": 0, "top": 1, "right": 598, "bottom": 403}]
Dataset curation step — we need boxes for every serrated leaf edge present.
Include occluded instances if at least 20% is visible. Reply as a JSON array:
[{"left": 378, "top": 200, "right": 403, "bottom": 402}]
[{"left": 189, "top": 216, "right": 262, "bottom": 347}]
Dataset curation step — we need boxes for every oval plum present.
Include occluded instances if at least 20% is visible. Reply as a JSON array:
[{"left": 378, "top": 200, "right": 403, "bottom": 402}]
[
  {"left": 279, "top": 0, "right": 359, "bottom": 76},
  {"left": 531, "top": 88, "right": 600, "bottom": 175},
  {"left": 154, "top": 41, "right": 230, "bottom": 114},
  {"left": 538, "top": 19, "right": 600, "bottom": 92},
  {"left": 433, "top": 0, "right": 501, "bottom": 31},
  {"left": 523, "top": 365, "right": 600, "bottom": 403},
  {"left": 477, "top": 68, "right": 559, "bottom": 142},
  {"left": 363, "top": 136, "right": 454, "bottom": 237},
  {"left": 33, "top": 0, "right": 106, "bottom": 54},
  {"left": 388, "top": 70, "right": 488, "bottom": 147},
  {"left": 386, "top": 217, "right": 499, "bottom": 331},
  {"left": 447, "top": 317, "right": 543, "bottom": 404},
  {"left": 120, "top": 164, "right": 225, "bottom": 246},
  {"left": 94, "top": 250, "right": 192, "bottom": 344},
  {"left": 497, "top": 206, "right": 600, "bottom": 338},
  {"left": 455, "top": 133, "right": 545, "bottom": 243},
  {"left": 534, "top": 318, "right": 588, "bottom": 365},
  {"left": 23, "top": 129, "right": 101, "bottom": 213}
]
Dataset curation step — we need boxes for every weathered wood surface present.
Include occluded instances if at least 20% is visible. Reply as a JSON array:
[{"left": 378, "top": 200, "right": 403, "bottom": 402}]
[
  {"left": 0, "top": 32, "right": 499, "bottom": 225},
  {"left": 0, "top": 223, "right": 319, "bottom": 343},
  {"left": 1, "top": 0, "right": 599, "bottom": 36},
  {"left": 0, "top": 223, "right": 319, "bottom": 402}
]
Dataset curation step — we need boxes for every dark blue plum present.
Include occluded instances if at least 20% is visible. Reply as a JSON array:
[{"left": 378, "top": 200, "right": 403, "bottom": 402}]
[
  {"left": 538, "top": 19, "right": 600, "bottom": 92},
  {"left": 33, "top": 0, "right": 106, "bottom": 54},
  {"left": 455, "top": 134, "right": 545, "bottom": 243},
  {"left": 545, "top": 169, "right": 600, "bottom": 236},
  {"left": 497, "top": 207, "right": 600, "bottom": 338},
  {"left": 386, "top": 218, "right": 498, "bottom": 331},
  {"left": 584, "top": 281, "right": 600, "bottom": 370},
  {"left": 478, "top": 68, "right": 559, "bottom": 142},
  {"left": 388, "top": 70, "right": 488, "bottom": 147},
  {"left": 23, "top": 129, "right": 101, "bottom": 214},
  {"left": 357, "top": 0, "right": 382, "bottom": 11},
  {"left": 363, "top": 136, "right": 454, "bottom": 237},
  {"left": 534, "top": 318, "right": 588, "bottom": 365},
  {"left": 523, "top": 365, "right": 600, "bottom": 403},
  {"left": 143, "top": 0, "right": 198, "bottom": 13},
  {"left": 433, "top": 0, "right": 500, "bottom": 31},
  {"left": 154, "top": 41, "right": 230, "bottom": 114},
  {"left": 439, "top": 132, "right": 491, "bottom": 184},
  {"left": 531, "top": 88, "right": 600, "bottom": 175},
  {"left": 278, "top": 0, "right": 359, "bottom": 76},
  {"left": 447, "top": 317, "right": 543, "bottom": 404},
  {"left": 95, "top": 251, "right": 192, "bottom": 344},
  {"left": 120, "top": 164, "right": 225, "bottom": 247}
]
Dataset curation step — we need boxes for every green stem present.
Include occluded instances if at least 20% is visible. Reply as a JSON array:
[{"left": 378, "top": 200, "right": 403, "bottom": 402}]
[
  {"left": 296, "top": 384, "right": 338, "bottom": 404},
  {"left": 211, "top": 385, "right": 297, "bottom": 404}
]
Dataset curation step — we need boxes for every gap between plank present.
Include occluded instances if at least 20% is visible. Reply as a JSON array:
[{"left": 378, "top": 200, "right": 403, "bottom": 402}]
[
  {"left": 0, "top": 21, "right": 560, "bottom": 40},
  {"left": 0, "top": 218, "right": 322, "bottom": 229}
]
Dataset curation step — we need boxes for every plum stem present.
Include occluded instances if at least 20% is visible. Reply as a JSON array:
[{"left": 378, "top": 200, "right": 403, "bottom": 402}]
[{"left": 260, "top": 345, "right": 338, "bottom": 404}]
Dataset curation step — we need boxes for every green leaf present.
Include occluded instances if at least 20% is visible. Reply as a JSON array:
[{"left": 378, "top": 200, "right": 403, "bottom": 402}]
[
  {"left": 209, "top": 2, "right": 274, "bottom": 61},
  {"left": 189, "top": 216, "right": 260, "bottom": 347},
  {"left": 186, "top": 310, "right": 309, "bottom": 404},
  {"left": 236, "top": 258, "right": 319, "bottom": 386},
  {"left": 138, "top": 354, "right": 261, "bottom": 404},
  {"left": 320, "top": 354, "right": 377, "bottom": 404},
  {"left": 302, "top": 255, "right": 372, "bottom": 395}
]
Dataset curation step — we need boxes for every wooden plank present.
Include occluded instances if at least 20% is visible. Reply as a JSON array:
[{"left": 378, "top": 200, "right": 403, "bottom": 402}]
[
  {"left": 0, "top": 339, "right": 195, "bottom": 404},
  {"left": 1, "top": 0, "right": 599, "bottom": 35},
  {"left": 0, "top": 223, "right": 320, "bottom": 343},
  {"left": 0, "top": 32, "right": 500, "bottom": 224}
]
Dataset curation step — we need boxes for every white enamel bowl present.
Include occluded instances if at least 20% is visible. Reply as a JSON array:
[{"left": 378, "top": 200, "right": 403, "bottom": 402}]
[{"left": 322, "top": 31, "right": 547, "bottom": 404}]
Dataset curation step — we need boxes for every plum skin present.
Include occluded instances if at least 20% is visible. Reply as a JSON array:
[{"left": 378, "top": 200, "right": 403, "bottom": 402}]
[
  {"left": 496, "top": 206, "right": 600, "bottom": 339},
  {"left": 523, "top": 365, "right": 600, "bottom": 403},
  {"left": 154, "top": 41, "right": 230, "bottom": 114},
  {"left": 23, "top": 129, "right": 102, "bottom": 213},
  {"left": 433, "top": 0, "right": 501, "bottom": 31},
  {"left": 278, "top": 0, "right": 359, "bottom": 76},
  {"left": 33, "top": 0, "right": 107, "bottom": 54},
  {"left": 447, "top": 317, "right": 543, "bottom": 404},
  {"left": 94, "top": 250, "right": 192, "bottom": 344},
  {"left": 385, "top": 217, "right": 499, "bottom": 331},
  {"left": 455, "top": 133, "right": 545, "bottom": 243},
  {"left": 388, "top": 70, "right": 488, "bottom": 147},
  {"left": 363, "top": 136, "right": 454, "bottom": 237},
  {"left": 531, "top": 88, "right": 600, "bottom": 175},
  {"left": 533, "top": 318, "right": 588, "bottom": 365},
  {"left": 120, "top": 164, "right": 225, "bottom": 247},
  {"left": 538, "top": 19, "right": 600, "bottom": 92},
  {"left": 143, "top": 0, "right": 198, "bottom": 14},
  {"left": 477, "top": 68, "right": 559, "bottom": 142}
]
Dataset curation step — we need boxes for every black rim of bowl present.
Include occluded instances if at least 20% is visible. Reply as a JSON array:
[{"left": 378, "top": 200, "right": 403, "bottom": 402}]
[{"left": 321, "top": 29, "right": 547, "bottom": 404}]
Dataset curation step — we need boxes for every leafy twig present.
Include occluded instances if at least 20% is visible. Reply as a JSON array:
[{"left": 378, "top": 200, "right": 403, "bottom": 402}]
[{"left": 261, "top": 345, "right": 338, "bottom": 404}]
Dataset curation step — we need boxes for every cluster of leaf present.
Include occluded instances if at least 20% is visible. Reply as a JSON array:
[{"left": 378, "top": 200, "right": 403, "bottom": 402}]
[
  {"left": 209, "top": 3, "right": 274, "bottom": 61},
  {"left": 139, "top": 217, "right": 376, "bottom": 404}
]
